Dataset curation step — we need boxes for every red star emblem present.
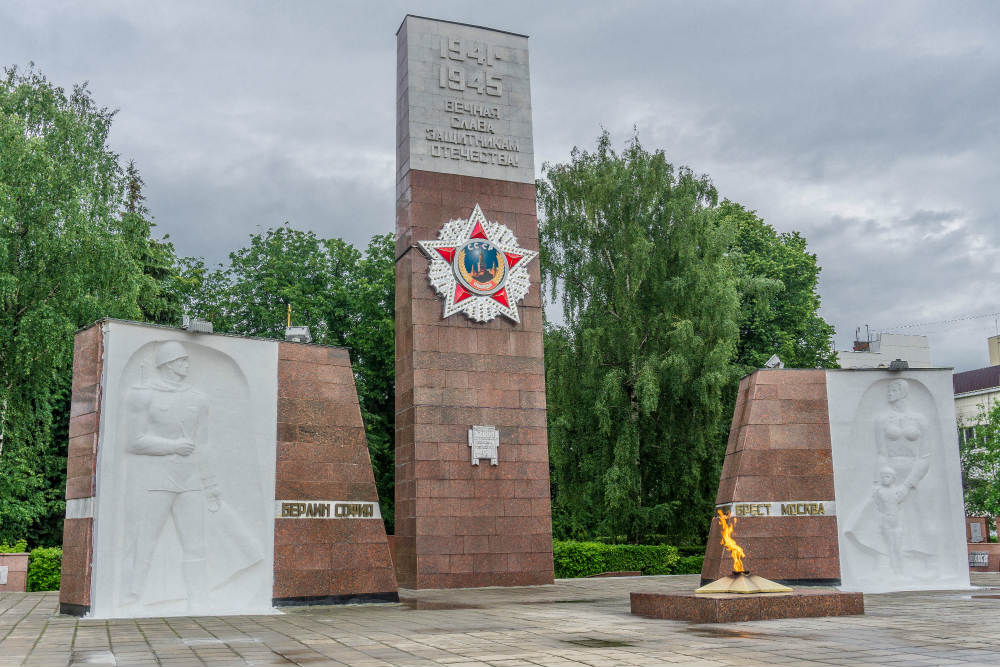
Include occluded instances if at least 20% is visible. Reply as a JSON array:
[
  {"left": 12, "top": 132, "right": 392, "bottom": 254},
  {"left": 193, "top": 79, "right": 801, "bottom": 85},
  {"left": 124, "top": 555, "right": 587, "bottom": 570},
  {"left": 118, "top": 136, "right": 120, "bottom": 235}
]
[{"left": 418, "top": 204, "right": 537, "bottom": 323}]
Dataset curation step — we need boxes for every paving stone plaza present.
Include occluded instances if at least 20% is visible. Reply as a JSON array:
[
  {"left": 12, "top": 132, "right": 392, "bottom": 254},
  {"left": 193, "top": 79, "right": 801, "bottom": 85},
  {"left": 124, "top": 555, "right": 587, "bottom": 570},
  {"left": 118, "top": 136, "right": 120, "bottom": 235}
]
[{"left": 3, "top": 574, "right": 1000, "bottom": 667}]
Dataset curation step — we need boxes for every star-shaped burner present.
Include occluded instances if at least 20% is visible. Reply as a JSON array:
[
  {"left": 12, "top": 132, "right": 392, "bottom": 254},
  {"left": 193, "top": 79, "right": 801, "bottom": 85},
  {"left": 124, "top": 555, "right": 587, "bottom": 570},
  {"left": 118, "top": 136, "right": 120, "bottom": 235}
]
[{"left": 418, "top": 204, "right": 537, "bottom": 323}]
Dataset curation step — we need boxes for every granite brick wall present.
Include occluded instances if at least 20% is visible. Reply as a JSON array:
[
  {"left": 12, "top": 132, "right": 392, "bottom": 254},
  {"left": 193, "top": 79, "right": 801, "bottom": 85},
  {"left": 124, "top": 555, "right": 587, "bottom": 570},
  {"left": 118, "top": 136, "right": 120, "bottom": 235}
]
[
  {"left": 273, "top": 342, "right": 397, "bottom": 603},
  {"left": 967, "top": 543, "right": 1000, "bottom": 573},
  {"left": 0, "top": 553, "right": 29, "bottom": 592},
  {"left": 394, "top": 169, "right": 554, "bottom": 589},
  {"left": 59, "top": 323, "right": 103, "bottom": 613},
  {"left": 702, "top": 369, "right": 841, "bottom": 583}
]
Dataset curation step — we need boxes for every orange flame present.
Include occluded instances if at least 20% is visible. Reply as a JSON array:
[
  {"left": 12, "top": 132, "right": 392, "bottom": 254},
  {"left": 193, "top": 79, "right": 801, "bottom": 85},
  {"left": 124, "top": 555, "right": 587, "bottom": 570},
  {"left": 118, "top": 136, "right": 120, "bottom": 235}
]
[{"left": 717, "top": 509, "right": 746, "bottom": 573}]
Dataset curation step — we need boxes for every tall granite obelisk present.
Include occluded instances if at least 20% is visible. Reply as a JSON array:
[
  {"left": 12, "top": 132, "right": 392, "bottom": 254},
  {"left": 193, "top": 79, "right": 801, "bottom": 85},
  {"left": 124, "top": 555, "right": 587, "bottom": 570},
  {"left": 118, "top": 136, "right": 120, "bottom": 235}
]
[{"left": 394, "top": 15, "right": 553, "bottom": 588}]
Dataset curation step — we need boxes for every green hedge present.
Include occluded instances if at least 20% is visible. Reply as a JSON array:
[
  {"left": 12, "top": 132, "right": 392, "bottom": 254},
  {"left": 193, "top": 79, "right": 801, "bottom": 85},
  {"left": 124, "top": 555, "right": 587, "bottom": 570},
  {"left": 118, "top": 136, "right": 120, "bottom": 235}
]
[
  {"left": 673, "top": 555, "right": 705, "bottom": 574},
  {"left": 27, "top": 547, "right": 61, "bottom": 592},
  {"left": 553, "top": 541, "right": 680, "bottom": 578},
  {"left": 0, "top": 539, "right": 28, "bottom": 553},
  {"left": 592, "top": 537, "right": 706, "bottom": 555},
  {"left": 676, "top": 545, "right": 706, "bottom": 558}
]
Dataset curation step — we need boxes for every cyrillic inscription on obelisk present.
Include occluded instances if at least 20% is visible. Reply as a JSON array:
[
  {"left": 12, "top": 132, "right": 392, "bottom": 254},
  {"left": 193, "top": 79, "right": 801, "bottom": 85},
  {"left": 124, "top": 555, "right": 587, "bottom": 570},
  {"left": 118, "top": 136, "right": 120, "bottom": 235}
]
[{"left": 394, "top": 15, "right": 553, "bottom": 588}]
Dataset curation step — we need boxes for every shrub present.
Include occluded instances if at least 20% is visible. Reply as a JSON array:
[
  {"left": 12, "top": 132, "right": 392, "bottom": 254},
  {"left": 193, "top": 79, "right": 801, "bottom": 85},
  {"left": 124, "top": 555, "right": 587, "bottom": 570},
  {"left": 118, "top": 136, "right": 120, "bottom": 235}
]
[
  {"left": 673, "top": 555, "right": 705, "bottom": 574},
  {"left": 676, "top": 545, "right": 707, "bottom": 558},
  {"left": 553, "top": 541, "right": 679, "bottom": 578},
  {"left": 27, "top": 547, "right": 61, "bottom": 592},
  {"left": 0, "top": 539, "right": 28, "bottom": 553}
]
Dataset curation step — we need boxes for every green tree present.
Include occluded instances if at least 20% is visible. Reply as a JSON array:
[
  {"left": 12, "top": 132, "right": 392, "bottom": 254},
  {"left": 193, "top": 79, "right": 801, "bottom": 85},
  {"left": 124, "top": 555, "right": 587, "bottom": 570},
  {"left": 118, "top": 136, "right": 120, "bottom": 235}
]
[
  {"left": 182, "top": 227, "right": 396, "bottom": 530},
  {"left": 123, "top": 161, "right": 184, "bottom": 326},
  {"left": 0, "top": 66, "right": 150, "bottom": 543},
  {"left": 960, "top": 401, "right": 1000, "bottom": 518},
  {"left": 344, "top": 234, "right": 395, "bottom": 531},
  {"left": 539, "top": 132, "right": 740, "bottom": 544},
  {"left": 723, "top": 201, "right": 836, "bottom": 373}
]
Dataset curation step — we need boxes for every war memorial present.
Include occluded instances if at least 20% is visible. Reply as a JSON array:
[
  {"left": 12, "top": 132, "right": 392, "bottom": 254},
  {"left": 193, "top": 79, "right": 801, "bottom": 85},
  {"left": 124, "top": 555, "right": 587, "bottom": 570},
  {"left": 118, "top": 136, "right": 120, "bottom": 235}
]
[{"left": 1, "top": 13, "right": 999, "bottom": 667}]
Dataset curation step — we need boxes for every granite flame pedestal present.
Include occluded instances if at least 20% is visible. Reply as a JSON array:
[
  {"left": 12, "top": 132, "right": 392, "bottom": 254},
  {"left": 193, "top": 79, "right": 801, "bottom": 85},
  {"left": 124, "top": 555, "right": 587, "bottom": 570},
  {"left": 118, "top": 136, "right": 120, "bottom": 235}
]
[{"left": 630, "top": 590, "right": 864, "bottom": 623}]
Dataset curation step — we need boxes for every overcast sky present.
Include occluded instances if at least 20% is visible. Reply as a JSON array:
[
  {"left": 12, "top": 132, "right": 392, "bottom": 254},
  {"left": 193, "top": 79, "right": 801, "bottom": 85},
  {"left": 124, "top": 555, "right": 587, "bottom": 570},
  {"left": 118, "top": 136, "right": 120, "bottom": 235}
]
[{"left": 4, "top": 1, "right": 999, "bottom": 371}]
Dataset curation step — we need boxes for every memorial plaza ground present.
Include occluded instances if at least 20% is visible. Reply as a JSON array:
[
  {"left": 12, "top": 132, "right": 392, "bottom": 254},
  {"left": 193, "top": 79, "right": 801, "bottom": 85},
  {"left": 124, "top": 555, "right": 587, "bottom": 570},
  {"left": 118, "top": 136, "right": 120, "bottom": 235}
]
[{"left": 3, "top": 574, "right": 1000, "bottom": 667}]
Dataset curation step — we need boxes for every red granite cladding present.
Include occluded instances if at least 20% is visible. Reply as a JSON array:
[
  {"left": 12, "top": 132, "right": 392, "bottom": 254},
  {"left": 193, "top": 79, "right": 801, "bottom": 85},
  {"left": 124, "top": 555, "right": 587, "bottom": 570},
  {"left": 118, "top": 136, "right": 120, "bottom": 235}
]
[
  {"left": 630, "top": 590, "right": 864, "bottom": 623},
  {"left": 66, "top": 324, "right": 103, "bottom": 501},
  {"left": 0, "top": 553, "right": 29, "bottom": 592},
  {"left": 966, "top": 516, "right": 992, "bottom": 543},
  {"left": 273, "top": 342, "right": 397, "bottom": 601},
  {"left": 59, "top": 323, "right": 103, "bottom": 611},
  {"left": 395, "top": 170, "right": 553, "bottom": 589},
  {"left": 968, "top": 543, "right": 1000, "bottom": 573},
  {"left": 59, "top": 519, "right": 93, "bottom": 608},
  {"left": 703, "top": 369, "right": 841, "bottom": 583}
]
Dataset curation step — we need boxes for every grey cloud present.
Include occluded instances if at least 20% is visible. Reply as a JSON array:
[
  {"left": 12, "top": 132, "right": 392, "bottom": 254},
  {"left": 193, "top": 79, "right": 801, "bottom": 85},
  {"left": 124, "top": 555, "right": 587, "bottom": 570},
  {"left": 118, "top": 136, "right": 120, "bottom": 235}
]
[{"left": 3, "top": 0, "right": 999, "bottom": 370}]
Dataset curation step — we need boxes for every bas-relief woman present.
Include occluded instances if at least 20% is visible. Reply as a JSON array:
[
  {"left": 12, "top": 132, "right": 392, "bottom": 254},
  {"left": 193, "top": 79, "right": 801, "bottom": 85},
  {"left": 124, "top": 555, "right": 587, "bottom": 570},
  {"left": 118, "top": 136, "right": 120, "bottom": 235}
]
[{"left": 846, "top": 378, "right": 937, "bottom": 575}]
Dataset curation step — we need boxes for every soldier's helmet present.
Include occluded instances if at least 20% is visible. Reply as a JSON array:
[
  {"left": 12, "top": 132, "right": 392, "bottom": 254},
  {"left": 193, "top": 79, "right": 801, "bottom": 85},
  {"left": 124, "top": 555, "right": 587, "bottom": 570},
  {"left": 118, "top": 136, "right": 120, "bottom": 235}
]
[{"left": 155, "top": 341, "right": 189, "bottom": 367}]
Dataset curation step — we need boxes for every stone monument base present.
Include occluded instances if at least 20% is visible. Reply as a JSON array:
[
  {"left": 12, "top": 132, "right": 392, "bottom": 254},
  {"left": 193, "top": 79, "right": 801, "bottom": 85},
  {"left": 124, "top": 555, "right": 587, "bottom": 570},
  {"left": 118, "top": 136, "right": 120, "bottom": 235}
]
[{"left": 630, "top": 590, "right": 864, "bottom": 623}]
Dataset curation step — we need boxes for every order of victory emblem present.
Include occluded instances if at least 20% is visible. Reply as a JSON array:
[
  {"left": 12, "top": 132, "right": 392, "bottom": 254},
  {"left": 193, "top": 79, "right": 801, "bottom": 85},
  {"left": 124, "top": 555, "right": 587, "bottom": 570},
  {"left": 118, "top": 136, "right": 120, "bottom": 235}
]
[{"left": 418, "top": 204, "right": 537, "bottom": 323}]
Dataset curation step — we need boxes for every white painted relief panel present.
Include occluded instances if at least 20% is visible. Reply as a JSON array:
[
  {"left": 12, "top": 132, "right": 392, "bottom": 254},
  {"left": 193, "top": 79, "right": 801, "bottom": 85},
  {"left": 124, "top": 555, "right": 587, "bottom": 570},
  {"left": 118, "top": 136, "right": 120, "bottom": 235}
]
[
  {"left": 400, "top": 15, "right": 534, "bottom": 183},
  {"left": 827, "top": 369, "right": 969, "bottom": 593},
  {"left": 90, "top": 321, "right": 278, "bottom": 618}
]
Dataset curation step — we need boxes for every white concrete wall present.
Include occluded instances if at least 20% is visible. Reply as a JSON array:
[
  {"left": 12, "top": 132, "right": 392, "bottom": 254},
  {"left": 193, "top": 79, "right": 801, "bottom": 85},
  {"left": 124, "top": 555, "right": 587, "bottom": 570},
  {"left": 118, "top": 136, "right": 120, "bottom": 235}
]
[
  {"left": 90, "top": 321, "right": 278, "bottom": 618},
  {"left": 827, "top": 369, "right": 969, "bottom": 593}
]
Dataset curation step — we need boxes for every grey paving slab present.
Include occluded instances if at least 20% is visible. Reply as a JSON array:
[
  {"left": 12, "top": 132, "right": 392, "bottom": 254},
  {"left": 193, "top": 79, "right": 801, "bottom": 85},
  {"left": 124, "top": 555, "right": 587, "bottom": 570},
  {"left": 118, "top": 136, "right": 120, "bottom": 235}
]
[{"left": 3, "top": 575, "right": 1000, "bottom": 666}]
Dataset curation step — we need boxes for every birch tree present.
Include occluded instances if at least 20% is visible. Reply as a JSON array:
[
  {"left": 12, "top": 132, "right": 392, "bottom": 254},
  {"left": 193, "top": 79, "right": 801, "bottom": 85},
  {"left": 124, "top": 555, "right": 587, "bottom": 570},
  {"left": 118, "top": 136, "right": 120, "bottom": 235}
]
[{"left": 539, "top": 132, "right": 740, "bottom": 544}]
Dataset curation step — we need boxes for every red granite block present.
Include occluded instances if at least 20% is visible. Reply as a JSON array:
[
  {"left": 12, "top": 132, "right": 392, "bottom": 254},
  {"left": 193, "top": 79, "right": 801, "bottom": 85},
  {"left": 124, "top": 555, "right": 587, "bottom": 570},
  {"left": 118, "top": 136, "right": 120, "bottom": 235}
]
[
  {"left": 68, "top": 412, "right": 98, "bottom": 439},
  {"left": 737, "top": 450, "right": 833, "bottom": 477},
  {"left": 745, "top": 400, "right": 784, "bottom": 425},
  {"left": 415, "top": 536, "right": 464, "bottom": 555},
  {"left": 0, "top": 553, "right": 27, "bottom": 592},
  {"left": 631, "top": 590, "right": 863, "bottom": 623},
  {"left": 67, "top": 433, "right": 97, "bottom": 459},
  {"left": 447, "top": 554, "right": 474, "bottom": 573},
  {"left": 759, "top": 369, "right": 825, "bottom": 385},
  {"left": 65, "top": 475, "right": 95, "bottom": 500},
  {"left": 65, "top": 455, "right": 91, "bottom": 483},
  {"left": 59, "top": 518, "right": 93, "bottom": 607},
  {"left": 732, "top": 475, "right": 835, "bottom": 501},
  {"left": 719, "top": 450, "right": 743, "bottom": 480},
  {"left": 462, "top": 534, "right": 490, "bottom": 553},
  {"left": 272, "top": 569, "right": 327, "bottom": 598},
  {"left": 782, "top": 399, "right": 830, "bottom": 424},
  {"left": 715, "top": 477, "right": 736, "bottom": 504},
  {"left": 454, "top": 516, "right": 496, "bottom": 535},
  {"left": 70, "top": 384, "right": 99, "bottom": 418},
  {"left": 514, "top": 479, "right": 550, "bottom": 498},
  {"left": 752, "top": 384, "right": 778, "bottom": 400},
  {"left": 474, "top": 480, "right": 515, "bottom": 498},
  {"left": 474, "top": 552, "right": 509, "bottom": 573},
  {"left": 274, "top": 544, "right": 331, "bottom": 571},
  {"left": 273, "top": 349, "right": 397, "bottom": 601},
  {"left": 496, "top": 516, "right": 549, "bottom": 535},
  {"left": 768, "top": 423, "right": 832, "bottom": 449},
  {"left": 72, "top": 325, "right": 102, "bottom": 386}
]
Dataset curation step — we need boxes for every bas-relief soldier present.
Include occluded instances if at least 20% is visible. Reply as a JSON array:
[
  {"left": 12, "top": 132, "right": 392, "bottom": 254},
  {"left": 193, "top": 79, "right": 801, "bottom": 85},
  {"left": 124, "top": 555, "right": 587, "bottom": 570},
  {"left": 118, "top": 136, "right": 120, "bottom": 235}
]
[{"left": 122, "top": 341, "right": 219, "bottom": 609}]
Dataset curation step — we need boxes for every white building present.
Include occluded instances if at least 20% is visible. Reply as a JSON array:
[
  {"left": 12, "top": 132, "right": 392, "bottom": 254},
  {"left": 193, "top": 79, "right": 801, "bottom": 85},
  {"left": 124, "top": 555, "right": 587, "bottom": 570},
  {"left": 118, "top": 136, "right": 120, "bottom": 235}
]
[
  {"left": 837, "top": 333, "right": 932, "bottom": 369},
  {"left": 953, "top": 335, "right": 1000, "bottom": 430}
]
